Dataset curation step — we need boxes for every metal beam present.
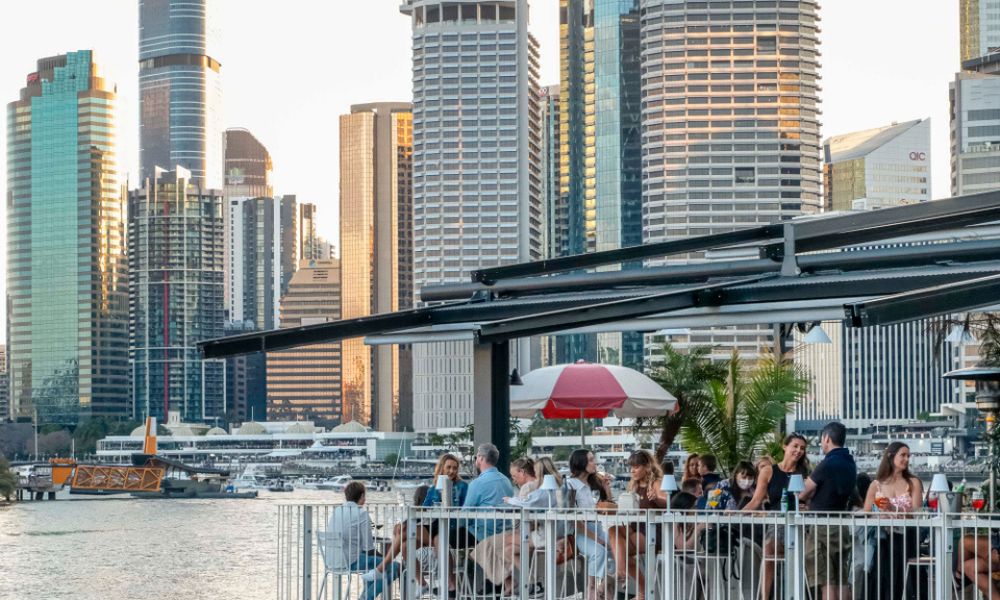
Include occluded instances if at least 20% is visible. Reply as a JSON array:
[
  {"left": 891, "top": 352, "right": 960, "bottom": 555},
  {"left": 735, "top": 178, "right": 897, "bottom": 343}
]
[
  {"left": 199, "top": 304, "right": 452, "bottom": 358},
  {"left": 473, "top": 341, "right": 510, "bottom": 474},
  {"left": 476, "top": 277, "right": 767, "bottom": 343},
  {"left": 421, "top": 237, "right": 1000, "bottom": 302},
  {"left": 470, "top": 225, "right": 782, "bottom": 284},
  {"left": 844, "top": 273, "right": 1000, "bottom": 327}
]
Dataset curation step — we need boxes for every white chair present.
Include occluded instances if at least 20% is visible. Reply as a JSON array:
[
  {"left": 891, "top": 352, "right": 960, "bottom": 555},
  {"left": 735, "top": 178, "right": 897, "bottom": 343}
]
[{"left": 317, "top": 529, "right": 365, "bottom": 600}]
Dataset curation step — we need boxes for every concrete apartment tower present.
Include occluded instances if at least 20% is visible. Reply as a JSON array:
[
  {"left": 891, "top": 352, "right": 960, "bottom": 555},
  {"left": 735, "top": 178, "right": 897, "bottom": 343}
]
[
  {"left": 639, "top": 0, "right": 822, "bottom": 361},
  {"left": 794, "top": 119, "right": 955, "bottom": 432},
  {"left": 128, "top": 168, "right": 225, "bottom": 423},
  {"left": 400, "top": 0, "right": 542, "bottom": 432},
  {"left": 339, "top": 102, "right": 414, "bottom": 431},
  {"left": 6, "top": 51, "right": 130, "bottom": 425},
  {"left": 139, "top": 0, "right": 222, "bottom": 189}
]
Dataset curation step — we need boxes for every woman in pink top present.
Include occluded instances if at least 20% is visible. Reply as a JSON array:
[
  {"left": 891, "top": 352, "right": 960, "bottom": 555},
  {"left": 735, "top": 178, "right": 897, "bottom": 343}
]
[{"left": 862, "top": 442, "right": 923, "bottom": 600}]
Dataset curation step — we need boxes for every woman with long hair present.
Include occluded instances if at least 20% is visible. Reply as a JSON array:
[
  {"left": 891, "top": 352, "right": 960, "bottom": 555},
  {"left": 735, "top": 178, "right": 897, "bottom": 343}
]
[
  {"left": 863, "top": 442, "right": 922, "bottom": 600},
  {"left": 608, "top": 450, "right": 665, "bottom": 600},
  {"left": 422, "top": 453, "right": 470, "bottom": 594},
  {"left": 682, "top": 453, "right": 701, "bottom": 482},
  {"left": 741, "top": 433, "right": 810, "bottom": 600},
  {"left": 725, "top": 461, "right": 758, "bottom": 510},
  {"left": 567, "top": 448, "right": 613, "bottom": 600}
]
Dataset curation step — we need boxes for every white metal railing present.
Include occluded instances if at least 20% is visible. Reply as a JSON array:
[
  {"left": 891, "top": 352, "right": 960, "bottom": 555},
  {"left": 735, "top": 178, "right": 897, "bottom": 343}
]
[{"left": 278, "top": 501, "right": 1000, "bottom": 600}]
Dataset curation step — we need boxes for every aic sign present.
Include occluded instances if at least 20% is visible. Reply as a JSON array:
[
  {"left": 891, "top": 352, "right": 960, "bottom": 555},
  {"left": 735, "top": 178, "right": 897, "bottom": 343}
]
[{"left": 909, "top": 151, "right": 927, "bottom": 161}]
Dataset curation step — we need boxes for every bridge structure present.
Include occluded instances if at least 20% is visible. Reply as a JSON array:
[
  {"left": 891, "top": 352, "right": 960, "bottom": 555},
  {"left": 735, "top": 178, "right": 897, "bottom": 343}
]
[{"left": 200, "top": 190, "right": 1000, "bottom": 471}]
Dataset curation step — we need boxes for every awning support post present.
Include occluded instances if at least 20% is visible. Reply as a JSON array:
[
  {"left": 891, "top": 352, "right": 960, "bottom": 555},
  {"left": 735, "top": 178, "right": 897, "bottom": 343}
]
[{"left": 473, "top": 340, "right": 511, "bottom": 474}]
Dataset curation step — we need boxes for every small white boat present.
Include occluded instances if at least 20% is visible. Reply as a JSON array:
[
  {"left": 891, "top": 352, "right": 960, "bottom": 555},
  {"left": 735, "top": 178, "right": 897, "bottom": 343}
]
[
  {"left": 314, "top": 474, "right": 353, "bottom": 492},
  {"left": 267, "top": 479, "right": 294, "bottom": 492},
  {"left": 230, "top": 468, "right": 263, "bottom": 491}
]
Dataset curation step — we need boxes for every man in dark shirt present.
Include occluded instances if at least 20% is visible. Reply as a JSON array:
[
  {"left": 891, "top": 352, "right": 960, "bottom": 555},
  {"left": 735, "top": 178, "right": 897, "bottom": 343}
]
[
  {"left": 695, "top": 455, "right": 722, "bottom": 509},
  {"left": 799, "top": 421, "right": 856, "bottom": 600}
]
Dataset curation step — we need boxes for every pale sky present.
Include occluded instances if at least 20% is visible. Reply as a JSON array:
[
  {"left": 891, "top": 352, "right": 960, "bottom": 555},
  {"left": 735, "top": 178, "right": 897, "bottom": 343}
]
[{"left": 0, "top": 1, "right": 960, "bottom": 338}]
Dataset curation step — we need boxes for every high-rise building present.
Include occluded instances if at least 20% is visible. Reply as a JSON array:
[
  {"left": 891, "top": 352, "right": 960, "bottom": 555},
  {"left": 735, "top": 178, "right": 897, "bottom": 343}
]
[
  {"left": 6, "top": 52, "right": 130, "bottom": 426},
  {"left": 279, "top": 195, "right": 298, "bottom": 298},
  {"left": 339, "top": 102, "right": 414, "bottom": 431},
  {"left": 267, "top": 259, "right": 343, "bottom": 426},
  {"left": 129, "top": 167, "right": 225, "bottom": 423},
  {"left": 298, "top": 203, "right": 319, "bottom": 261},
  {"left": 824, "top": 119, "right": 932, "bottom": 212},
  {"left": 640, "top": 0, "right": 822, "bottom": 360},
  {"left": 541, "top": 84, "right": 565, "bottom": 260},
  {"left": 226, "top": 196, "right": 280, "bottom": 331},
  {"left": 400, "top": 0, "right": 542, "bottom": 431},
  {"left": 224, "top": 129, "right": 273, "bottom": 312},
  {"left": 139, "top": 0, "right": 222, "bottom": 189},
  {"left": 0, "top": 345, "right": 8, "bottom": 422},
  {"left": 960, "top": 0, "right": 1000, "bottom": 63},
  {"left": 223, "top": 320, "right": 265, "bottom": 423},
  {"left": 795, "top": 119, "right": 950, "bottom": 431},
  {"left": 224, "top": 129, "right": 273, "bottom": 199},
  {"left": 951, "top": 62, "right": 1000, "bottom": 196},
  {"left": 556, "top": 0, "right": 643, "bottom": 368}
]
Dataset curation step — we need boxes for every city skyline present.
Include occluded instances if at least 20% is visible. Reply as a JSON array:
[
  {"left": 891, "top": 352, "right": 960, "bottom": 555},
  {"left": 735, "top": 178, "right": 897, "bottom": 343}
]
[{"left": 0, "top": 4, "right": 959, "bottom": 341}]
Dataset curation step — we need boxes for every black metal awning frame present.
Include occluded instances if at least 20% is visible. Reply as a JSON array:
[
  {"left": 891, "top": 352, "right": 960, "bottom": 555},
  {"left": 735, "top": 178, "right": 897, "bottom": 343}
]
[{"left": 197, "top": 189, "right": 1000, "bottom": 470}]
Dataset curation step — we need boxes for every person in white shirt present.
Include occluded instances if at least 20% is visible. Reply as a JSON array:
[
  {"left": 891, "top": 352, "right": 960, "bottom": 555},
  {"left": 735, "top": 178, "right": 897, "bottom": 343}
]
[{"left": 327, "top": 481, "right": 399, "bottom": 600}]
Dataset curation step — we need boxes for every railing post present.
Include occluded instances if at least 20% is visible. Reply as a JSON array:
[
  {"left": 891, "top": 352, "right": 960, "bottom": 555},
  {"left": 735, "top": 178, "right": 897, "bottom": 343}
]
[
  {"left": 644, "top": 511, "right": 656, "bottom": 600},
  {"left": 437, "top": 485, "right": 451, "bottom": 600},
  {"left": 544, "top": 511, "right": 556, "bottom": 600},
  {"left": 783, "top": 509, "right": 806, "bottom": 600},
  {"left": 303, "top": 505, "right": 314, "bottom": 600},
  {"left": 660, "top": 509, "right": 675, "bottom": 600},
  {"left": 519, "top": 510, "right": 531, "bottom": 600},
  {"left": 406, "top": 506, "right": 418, "bottom": 600},
  {"left": 934, "top": 494, "right": 953, "bottom": 600}
]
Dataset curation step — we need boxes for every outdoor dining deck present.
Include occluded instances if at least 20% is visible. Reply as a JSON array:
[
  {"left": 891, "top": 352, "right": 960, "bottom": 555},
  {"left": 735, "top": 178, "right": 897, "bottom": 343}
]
[{"left": 276, "top": 499, "right": 1000, "bottom": 600}]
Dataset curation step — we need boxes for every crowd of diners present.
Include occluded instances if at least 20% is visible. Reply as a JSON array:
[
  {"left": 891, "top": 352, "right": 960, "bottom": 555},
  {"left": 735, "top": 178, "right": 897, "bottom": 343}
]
[{"left": 326, "top": 422, "right": 1000, "bottom": 600}]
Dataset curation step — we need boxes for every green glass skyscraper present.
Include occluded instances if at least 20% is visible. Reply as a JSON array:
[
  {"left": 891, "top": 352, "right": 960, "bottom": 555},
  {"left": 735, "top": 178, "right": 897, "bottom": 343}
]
[{"left": 6, "top": 51, "right": 129, "bottom": 425}]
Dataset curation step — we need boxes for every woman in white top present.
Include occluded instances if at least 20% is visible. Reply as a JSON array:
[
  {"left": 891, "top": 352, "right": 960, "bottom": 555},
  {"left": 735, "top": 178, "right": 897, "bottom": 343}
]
[{"left": 567, "top": 449, "right": 613, "bottom": 600}]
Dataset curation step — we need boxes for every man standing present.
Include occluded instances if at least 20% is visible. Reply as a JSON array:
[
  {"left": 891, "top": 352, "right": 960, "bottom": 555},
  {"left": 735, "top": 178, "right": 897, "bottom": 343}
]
[
  {"left": 327, "top": 481, "right": 399, "bottom": 600},
  {"left": 799, "top": 422, "right": 857, "bottom": 600},
  {"left": 463, "top": 443, "right": 515, "bottom": 541}
]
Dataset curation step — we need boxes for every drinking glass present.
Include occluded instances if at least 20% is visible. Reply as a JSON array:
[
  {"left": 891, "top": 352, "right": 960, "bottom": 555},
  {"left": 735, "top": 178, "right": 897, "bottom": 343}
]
[{"left": 973, "top": 491, "right": 986, "bottom": 512}]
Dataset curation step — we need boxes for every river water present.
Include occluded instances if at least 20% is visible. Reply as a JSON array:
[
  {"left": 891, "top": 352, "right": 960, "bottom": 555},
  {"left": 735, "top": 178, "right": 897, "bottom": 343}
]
[{"left": 0, "top": 488, "right": 397, "bottom": 600}]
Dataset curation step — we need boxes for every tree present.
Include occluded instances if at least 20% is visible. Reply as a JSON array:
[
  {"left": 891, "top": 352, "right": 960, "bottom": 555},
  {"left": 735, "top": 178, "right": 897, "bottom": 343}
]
[
  {"left": 0, "top": 455, "right": 15, "bottom": 502},
  {"left": 37, "top": 430, "right": 72, "bottom": 456},
  {"left": 679, "top": 350, "right": 810, "bottom": 475},
  {"left": 383, "top": 453, "right": 399, "bottom": 467},
  {"left": 510, "top": 418, "right": 532, "bottom": 459},
  {"left": 644, "top": 343, "right": 728, "bottom": 462}
]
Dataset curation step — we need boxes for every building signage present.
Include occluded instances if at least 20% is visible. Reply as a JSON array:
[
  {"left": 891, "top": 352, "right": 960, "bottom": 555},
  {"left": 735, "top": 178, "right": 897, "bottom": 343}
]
[{"left": 909, "top": 151, "right": 926, "bottom": 161}]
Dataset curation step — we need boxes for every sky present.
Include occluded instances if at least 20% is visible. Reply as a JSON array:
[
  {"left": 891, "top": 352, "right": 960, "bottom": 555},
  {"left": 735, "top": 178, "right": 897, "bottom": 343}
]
[{"left": 0, "top": 0, "right": 960, "bottom": 338}]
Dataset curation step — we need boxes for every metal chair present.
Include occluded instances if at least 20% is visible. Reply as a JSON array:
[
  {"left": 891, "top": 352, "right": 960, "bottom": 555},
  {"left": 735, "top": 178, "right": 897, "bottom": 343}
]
[{"left": 317, "top": 529, "right": 365, "bottom": 600}]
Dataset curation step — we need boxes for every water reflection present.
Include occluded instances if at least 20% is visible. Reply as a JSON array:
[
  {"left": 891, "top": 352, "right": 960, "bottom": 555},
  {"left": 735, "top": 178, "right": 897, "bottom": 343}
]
[{"left": 0, "top": 488, "right": 376, "bottom": 600}]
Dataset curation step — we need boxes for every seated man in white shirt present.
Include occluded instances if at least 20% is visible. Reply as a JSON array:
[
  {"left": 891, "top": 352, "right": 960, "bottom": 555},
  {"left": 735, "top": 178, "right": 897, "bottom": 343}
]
[{"left": 327, "top": 481, "right": 399, "bottom": 600}]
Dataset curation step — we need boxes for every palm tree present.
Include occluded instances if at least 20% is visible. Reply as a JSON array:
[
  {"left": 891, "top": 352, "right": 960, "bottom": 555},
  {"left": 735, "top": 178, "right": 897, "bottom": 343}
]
[
  {"left": 646, "top": 343, "right": 728, "bottom": 462},
  {"left": 679, "top": 350, "right": 810, "bottom": 474}
]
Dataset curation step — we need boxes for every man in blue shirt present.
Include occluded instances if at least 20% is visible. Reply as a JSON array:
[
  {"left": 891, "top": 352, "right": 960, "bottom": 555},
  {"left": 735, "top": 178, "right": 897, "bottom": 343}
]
[{"left": 463, "top": 443, "right": 514, "bottom": 541}]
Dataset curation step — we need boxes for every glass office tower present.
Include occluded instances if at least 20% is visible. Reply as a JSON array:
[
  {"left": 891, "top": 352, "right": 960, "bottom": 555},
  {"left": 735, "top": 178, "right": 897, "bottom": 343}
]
[
  {"left": 139, "top": 0, "right": 222, "bottom": 189},
  {"left": 556, "top": 0, "right": 643, "bottom": 368},
  {"left": 128, "top": 167, "right": 225, "bottom": 423},
  {"left": 6, "top": 51, "right": 129, "bottom": 426}
]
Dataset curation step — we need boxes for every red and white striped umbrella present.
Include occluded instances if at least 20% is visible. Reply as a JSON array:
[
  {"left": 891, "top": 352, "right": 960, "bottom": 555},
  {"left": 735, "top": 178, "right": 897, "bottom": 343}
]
[{"left": 510, "top": 361, "right": 677, "bottom": 419}]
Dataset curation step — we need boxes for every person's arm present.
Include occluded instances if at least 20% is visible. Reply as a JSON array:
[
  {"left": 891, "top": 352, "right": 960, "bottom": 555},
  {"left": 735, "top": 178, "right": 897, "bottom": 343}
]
[
  {"left": 648, "top": 477, "right": 668, "bottom": 508},
  {"left": 862, "top": 481, "right": 876, "bottom": 512},
  {"left": 742, "top": 465, "right": 773, "bottom": 511},
  {"left": 798, "top": 475, "right": 819, "bottom": 504},
  {"left": 909, "top": 478, "right": 924, "bottom": 513}
]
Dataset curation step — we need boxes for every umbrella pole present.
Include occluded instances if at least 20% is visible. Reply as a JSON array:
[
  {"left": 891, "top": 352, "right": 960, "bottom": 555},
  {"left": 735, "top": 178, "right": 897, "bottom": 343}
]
[{"left": 580, "top": 408, "right": 585, "bottom": 447}]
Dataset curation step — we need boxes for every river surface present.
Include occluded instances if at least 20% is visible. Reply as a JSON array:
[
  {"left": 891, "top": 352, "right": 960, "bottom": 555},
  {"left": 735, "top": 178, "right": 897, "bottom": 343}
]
[{"left": 0, "top": 488, "right": 397, "bottom": 600}]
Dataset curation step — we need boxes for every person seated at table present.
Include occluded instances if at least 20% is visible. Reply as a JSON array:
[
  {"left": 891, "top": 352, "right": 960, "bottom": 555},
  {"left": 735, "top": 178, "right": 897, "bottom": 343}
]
[
  {"left": 366, "top": 485, "right": 433, "bottom": 595},
  {"left": 695, "top": 455, "right": 722, "bottom": 509},
  {"left": 566, "top": 448, "right": 614, "bottom": 600},
  {"left": 959, "top": 532, "right": 1000, "bottom": 598},
  {"left": 608, "top": 449, "right": 667, "bottom": 600},
  {"left": 681, "top": 477, "right": 704, "bottom": 500},
  {"left": 682, "top": 454, "right": 701, "bottom": 483},
  {"left": 328, "top": 482, "right": 399, "bottom": 600},
  {"left": 472, "top": 457, "right": 559, "bottom": 594},
  {"left": 669, "top": 492, "right": 706, "bottom": 551}
]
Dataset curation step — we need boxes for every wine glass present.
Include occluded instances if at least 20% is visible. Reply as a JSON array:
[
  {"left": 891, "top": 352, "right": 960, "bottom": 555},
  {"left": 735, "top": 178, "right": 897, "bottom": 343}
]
[
  {"left": 590, "top": 490, "right": 601, "bottom": 507},
  {"left": 972, "top": 491, "right": 986, "bottom": 512},
  {"left": 928, "top": 496, "right": 939, "bottom": 511}
]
